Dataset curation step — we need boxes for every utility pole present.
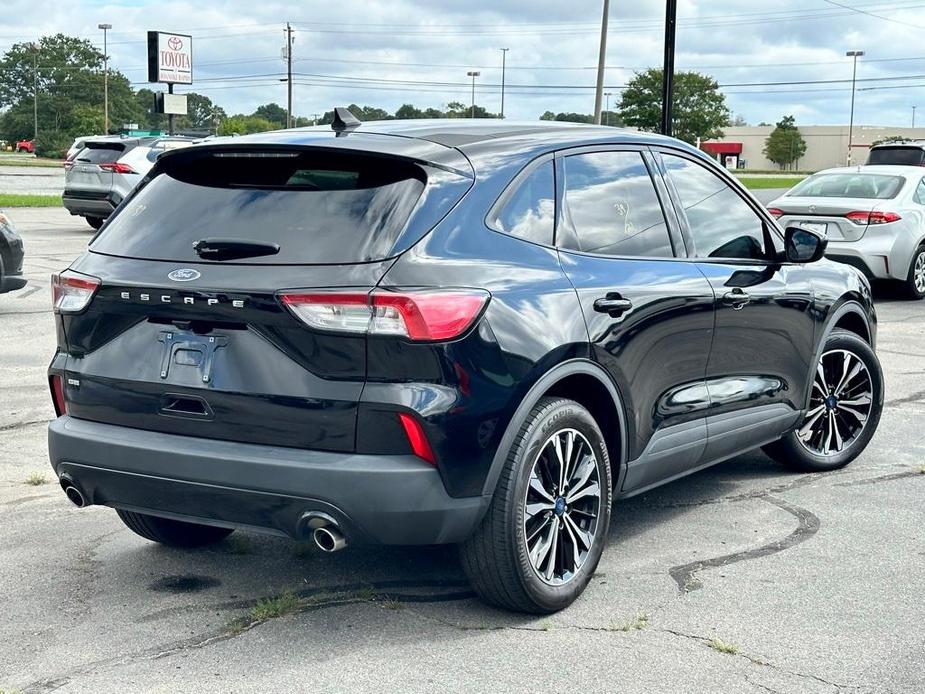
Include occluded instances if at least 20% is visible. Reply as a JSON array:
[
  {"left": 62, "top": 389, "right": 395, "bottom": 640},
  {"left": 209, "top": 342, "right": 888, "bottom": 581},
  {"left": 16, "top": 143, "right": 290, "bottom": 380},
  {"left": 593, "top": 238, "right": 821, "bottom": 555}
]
[
  {"left": 31, "top": 43, "right": 38, "bottom": 141},
  {"left": 467, "top": 71, "right": 480, "bottom": 118},
  {"left": 661, "top": 0, "right": 678, "bottom": 136},
  {"left": 98, "top": 24, "right": 112, "bottom": 134},
  {"left": 846, "top": 50, "right": 864, "bottom": 165},
  {"left": 500, "top": 48, "right": 509, "bottom": 118},
  {"left": 592, "top": 0, "right": 609, "bottom": 124},
  {"left": 285, "top": 23, "right": 293, "bottom": 128},
  {"left": 913, "top": 105, "right": 917, "bottom": 128},
  {"left": 604, "top": 91, "right": 612, "bottom": 126}
]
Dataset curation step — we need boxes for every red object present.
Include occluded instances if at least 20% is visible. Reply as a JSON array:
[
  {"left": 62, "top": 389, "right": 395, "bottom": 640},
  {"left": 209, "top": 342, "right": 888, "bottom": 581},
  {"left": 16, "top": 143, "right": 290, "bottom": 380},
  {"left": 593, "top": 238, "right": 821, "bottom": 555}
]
[
  {"left": 766, "top": 208, "right": 784, "bottom": 219},
  {"left": 280, "top": 289, "right": 489, "bottom": 342},
  {"left": 701, "top": 141, "right": 743, "bottom": 155},
  {"left": 99, "top": 161, "right": 137, "bottom": 174},
  {"left": 15, "top": 139, "right": 35, "bottom": 154},
  {"left": 51, "top": 271, "right": 101, "bottom": 313},
  {"left": 398, "top": 413, "right": 436, "bottom": 465},
  {"left": 845, "top": 210, "right": 901, "bottom": 226},
  {"left": 50, "top": 375, "right": 67, "bottom": 416}
]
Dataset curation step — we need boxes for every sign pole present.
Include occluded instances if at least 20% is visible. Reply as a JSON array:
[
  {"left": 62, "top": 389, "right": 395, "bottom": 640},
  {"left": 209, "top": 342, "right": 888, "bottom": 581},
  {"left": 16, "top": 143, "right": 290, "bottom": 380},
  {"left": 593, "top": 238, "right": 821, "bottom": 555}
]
[{"left": 168, "top": 83, "right": 174, "bottom": 135}]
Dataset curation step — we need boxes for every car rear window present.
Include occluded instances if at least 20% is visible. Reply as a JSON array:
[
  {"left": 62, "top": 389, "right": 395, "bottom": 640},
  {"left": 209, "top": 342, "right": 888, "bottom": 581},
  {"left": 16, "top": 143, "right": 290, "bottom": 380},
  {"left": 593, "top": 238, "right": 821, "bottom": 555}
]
[
  {"left": 786, "top": 173, "right": 905, "bottom": 199},
  {"left": 867, "top": 146, "right": 925, "bottom": 166},
  {"left": 90, "top": 148, "right": 463, "bottom": 265},
  {"left": 76, "top": 142, "right": 127, "bottom": 164}
]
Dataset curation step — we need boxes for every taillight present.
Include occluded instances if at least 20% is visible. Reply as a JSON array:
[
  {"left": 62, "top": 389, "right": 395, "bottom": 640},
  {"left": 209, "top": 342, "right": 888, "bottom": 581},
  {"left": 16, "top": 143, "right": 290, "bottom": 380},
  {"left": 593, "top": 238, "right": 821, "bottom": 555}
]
[
  {"left": 52, "top": 270, "right": 100, "bottom": 313},
  {"left": 845, "top": 211, "right": 901, "bottom": 226},
  {"left": 766, "top": 207, "right": 784, "bottom": 219},
  {"left": 50, "top": 375, "right": 67, "bottom": 416},
  {"left": 98, "top": 161, "right": 136, "bottom": 174},
  {"left": 280, "top": 289, "right": 490, "bottom": 342},
  {"left": 398, "top": 412, "right": 436, "bottom": 465}
]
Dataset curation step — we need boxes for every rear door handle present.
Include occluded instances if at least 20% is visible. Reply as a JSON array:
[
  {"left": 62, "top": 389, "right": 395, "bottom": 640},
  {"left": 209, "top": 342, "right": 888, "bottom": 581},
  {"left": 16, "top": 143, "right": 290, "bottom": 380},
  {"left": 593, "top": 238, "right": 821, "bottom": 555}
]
[
  {"left": 722, "top": 289, "right": 751, "bottom": 310},
  {"left": 593, "top": 295, "right": 633, "bottom": 316}
]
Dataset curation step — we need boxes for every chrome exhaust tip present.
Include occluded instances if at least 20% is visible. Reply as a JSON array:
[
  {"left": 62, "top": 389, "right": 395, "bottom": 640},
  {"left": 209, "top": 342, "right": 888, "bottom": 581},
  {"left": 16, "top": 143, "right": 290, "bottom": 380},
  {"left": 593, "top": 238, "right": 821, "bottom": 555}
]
[
  {"left": 63, "top": 485, "right": 86, "bottom": 508},
  {"left": 313, "top": 525, "right": 347, "bottom": 553}
]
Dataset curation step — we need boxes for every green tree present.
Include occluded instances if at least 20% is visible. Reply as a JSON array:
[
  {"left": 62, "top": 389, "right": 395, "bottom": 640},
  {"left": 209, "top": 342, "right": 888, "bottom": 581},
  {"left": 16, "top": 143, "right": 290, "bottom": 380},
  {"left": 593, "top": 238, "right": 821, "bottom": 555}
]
[
  {"left": 217, "top": 115, "right": 277, "bottom": 135},
  {"left": 395, "top": 103, "right": 425, "bottom": 119},
  {"left": 253, "top": 102, "right": 287, "bottom": 127},
  {"left": 618, "top": 68, "right": 729, "bottom": 144},
  {"left": 0, "top": 34, "right": 143, "bottom": 145},
  {"left": 763, "top": 115, "right": 807, "bottom": 170}
]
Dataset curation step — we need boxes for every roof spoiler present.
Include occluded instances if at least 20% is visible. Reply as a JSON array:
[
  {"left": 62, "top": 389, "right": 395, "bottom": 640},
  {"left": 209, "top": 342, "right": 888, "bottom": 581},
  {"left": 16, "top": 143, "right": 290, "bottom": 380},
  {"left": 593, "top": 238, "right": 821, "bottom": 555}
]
[{"left": 331, "top": 107, "right": 361, "bottom": 136}]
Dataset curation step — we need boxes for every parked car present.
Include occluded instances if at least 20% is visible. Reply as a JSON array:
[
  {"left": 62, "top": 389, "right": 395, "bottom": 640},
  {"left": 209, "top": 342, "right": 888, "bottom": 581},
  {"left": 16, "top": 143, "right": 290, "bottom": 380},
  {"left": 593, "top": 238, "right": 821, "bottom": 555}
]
[
  {"left": 767, "top": 165, "right": 925, "bottom": 298},
  {"left": 62, "top": 136, "right": 196, "bottom": 229},
  {"left": 0, "top": 210, "right": 26, "bottom": 294},
  {"left": 47, "top": 115, "right": 883, "bottom": 613},
  {"left": 867, "top": 141, "right": 925, "bottom": 167},
  {"left": 15, "top": 139, "right": 35, "bottom": 154}
]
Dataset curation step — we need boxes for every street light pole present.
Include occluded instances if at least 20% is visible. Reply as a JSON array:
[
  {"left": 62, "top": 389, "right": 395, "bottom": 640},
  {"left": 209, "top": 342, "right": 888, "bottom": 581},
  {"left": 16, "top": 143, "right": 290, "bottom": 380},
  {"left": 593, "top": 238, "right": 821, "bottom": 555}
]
[
  {"left": 285, "top": 23, "right": 293, "bottom": 128},
  {"left": 98, "top": 24, "right": 112, "bottom": 134},
  {"left": 661, "top": 0, "right": 678, "bottom": 136},
  {"left": 913, "top": 106, "right": 917, "bottom": 128},
  {"left": 846, "top": 50, "right": 864, "bottom": 166},
  {"left": 592, "top": 0, "right": 609, "bottom": 124},
  {"left": 467, "top": 71, "right": 480, "bottom": 118},
  {"left": 604, "top": 91, "right": 612, "bottom": 126},
  {"left": 500, "top": 48, "right": 509, "bottom": 118}
]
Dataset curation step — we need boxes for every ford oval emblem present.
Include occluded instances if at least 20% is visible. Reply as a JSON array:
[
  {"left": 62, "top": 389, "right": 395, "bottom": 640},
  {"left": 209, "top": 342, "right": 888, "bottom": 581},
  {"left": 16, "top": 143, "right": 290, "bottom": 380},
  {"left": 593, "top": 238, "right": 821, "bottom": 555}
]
[{"left": 168, "top": 268, "right": 201, "bottom": 282}]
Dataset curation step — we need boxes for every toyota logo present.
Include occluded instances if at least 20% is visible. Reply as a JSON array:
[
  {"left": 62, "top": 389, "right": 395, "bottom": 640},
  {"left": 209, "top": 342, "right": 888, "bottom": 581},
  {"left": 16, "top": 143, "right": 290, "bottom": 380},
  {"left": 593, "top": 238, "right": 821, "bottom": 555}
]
[
  {"left": 168, "top": 269, "right": 200, "bottom": 282},
  {"left": 167, "top": 36, "right": 183, "bottom": 51}
]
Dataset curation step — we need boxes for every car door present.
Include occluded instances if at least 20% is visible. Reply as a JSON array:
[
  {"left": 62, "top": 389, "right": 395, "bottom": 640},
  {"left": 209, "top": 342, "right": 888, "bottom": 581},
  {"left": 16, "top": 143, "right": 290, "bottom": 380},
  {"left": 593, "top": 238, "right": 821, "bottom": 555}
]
[
  {"left": 654, "top": 149, "right": 815, "bottom": 462},
  {"left": 554, "top": 147, "right": 716, "bottom": 493}
]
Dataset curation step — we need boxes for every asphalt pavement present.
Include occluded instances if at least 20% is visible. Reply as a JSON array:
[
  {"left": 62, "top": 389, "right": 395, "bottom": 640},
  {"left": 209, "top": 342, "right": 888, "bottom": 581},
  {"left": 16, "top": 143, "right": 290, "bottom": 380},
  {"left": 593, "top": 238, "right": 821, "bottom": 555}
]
[{"left": 1, "top": 207, "right": 923, "bottom": 693}]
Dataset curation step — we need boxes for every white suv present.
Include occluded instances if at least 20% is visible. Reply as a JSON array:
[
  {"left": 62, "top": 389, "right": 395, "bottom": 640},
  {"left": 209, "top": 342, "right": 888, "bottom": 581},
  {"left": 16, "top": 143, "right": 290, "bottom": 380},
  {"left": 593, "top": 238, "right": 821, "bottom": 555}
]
[{"left": 62, "top": 136, "right": 196, "bottom": 229}]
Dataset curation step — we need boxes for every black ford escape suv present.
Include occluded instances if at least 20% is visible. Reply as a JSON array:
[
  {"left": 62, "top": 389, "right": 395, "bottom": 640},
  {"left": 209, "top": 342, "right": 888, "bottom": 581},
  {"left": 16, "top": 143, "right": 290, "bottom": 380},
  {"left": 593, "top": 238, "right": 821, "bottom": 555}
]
[{"left": 48, "top": 114, "right": 883, "bottom": 613}]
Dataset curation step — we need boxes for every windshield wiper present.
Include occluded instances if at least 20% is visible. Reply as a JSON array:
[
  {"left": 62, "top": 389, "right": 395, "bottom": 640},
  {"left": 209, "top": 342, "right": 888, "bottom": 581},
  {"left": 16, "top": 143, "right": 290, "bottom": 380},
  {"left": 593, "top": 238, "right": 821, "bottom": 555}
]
[{"left": 192, "top": 238, "right": 280, "bottom": 261}]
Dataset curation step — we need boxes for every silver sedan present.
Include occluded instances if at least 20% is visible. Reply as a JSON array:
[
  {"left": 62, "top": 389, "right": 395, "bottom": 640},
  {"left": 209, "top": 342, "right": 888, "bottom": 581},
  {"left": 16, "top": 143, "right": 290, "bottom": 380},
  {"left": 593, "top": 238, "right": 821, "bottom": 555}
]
[{"left": 767, "top": 165, "right": 925, "bottom": 298}]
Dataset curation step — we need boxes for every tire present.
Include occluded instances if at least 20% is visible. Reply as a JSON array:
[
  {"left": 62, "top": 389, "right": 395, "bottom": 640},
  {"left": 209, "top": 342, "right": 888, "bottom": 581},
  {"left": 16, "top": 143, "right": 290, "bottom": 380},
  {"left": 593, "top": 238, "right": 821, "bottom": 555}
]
[
  {"left": 763, "top": 329, "right": 883, "bottom": 472},
  {"left": 905, "top": 244, "right": 925, "bottom": 300},
  {"left": 86, "top": 216, "right": 104, "bottom": 230},
  {"left": 116, "top": 509, "right": 234, "bottom": 547},
  {"left": 460, "top": 397, "right": 613, "bottom": 613}
]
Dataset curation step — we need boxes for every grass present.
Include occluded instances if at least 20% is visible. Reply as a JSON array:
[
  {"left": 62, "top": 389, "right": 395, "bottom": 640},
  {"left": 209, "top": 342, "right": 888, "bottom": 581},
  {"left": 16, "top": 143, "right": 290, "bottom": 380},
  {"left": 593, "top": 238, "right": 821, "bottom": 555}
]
[
  {"left": 736, "top": 176, "right": 805, "bottom": 190},
  {"left": 0, "top": 156, "right": 63, "bottom": 167},
  {"left": 249, "top": 591, "right": 302, "bottom": 621},
  {"left": 379, "top": 597, "right": 404, "bottom": 611},
  {"left": 25, "top": 472, "right": 48, "bottom": 486},
  {"left": 616, "top": 612, "right": 649, "bottom": 632},
  {"left": 225, "top": 534, "right": 254, "bottom": 555},
  {"left": 0, "top": 194, "right": 61, "bottom": 207},
  {"left": 709, "top": 638, "right": 740, "bottom": 655}
]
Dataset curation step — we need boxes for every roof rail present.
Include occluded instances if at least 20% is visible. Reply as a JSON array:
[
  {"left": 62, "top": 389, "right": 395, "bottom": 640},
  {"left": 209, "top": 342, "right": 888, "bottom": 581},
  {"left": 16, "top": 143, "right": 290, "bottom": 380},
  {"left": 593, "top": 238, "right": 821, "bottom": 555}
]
[{"left": 331, "top": 107, "right": 361, "bottom": 136}]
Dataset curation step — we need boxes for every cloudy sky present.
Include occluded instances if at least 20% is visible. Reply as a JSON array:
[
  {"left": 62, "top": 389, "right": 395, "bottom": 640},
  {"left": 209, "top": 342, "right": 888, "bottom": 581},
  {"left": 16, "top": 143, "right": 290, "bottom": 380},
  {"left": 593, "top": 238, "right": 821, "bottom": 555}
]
[{"left": 1, "top": 0, "right": 924, "bottom": 126}]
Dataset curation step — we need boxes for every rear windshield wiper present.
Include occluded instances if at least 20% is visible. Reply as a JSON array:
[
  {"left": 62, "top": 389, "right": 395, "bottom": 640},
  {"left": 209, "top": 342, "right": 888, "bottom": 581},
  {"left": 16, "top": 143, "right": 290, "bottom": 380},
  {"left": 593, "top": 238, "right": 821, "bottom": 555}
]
[{"left": 193, "top": 238, "right": 280, "bottom": 261}]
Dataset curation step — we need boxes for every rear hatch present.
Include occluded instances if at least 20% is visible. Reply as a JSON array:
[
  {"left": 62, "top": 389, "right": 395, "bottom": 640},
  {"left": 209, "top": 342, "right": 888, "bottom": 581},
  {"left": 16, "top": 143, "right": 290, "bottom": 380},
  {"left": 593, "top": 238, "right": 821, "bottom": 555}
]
[
  {"left": 867, "top": 146, "right": 925, "bottom": 166},
  {"left": 770, "top": 172, "right": 905, "bottom": 241},
  {"left": 57, "top": 141, "right": 473, "bottom": 452},
  {"left": 64, "top": 140, "right": 129, "bottom": 200}
]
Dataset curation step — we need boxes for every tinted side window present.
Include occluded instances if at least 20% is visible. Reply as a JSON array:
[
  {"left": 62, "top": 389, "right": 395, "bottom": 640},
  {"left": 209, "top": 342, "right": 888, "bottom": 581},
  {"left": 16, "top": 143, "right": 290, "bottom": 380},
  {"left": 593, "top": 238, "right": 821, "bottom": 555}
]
[
  {"left": 662, "top": 155, "right": 766, "bottom": 260},
  {"left": 915, "top": 178, "right": 925, "bottom": 205},
  {"left": 560, "top": 151, "right": 673, "bottom": 258},
  {"left": 494, "top": 160, "right": 555, "bottom": 245}
]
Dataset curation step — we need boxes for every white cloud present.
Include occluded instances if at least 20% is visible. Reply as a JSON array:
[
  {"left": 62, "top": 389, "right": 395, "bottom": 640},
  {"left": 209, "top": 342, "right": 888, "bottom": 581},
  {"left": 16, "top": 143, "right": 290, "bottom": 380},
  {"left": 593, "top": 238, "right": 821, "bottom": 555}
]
[{"left": 1, "top": 0, "right": 923, "bottom": 126}]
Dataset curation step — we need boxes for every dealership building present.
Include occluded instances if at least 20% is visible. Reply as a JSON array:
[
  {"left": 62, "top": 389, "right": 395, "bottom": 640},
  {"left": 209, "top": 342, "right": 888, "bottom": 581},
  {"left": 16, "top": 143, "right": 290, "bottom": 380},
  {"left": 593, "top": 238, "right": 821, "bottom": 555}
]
[{"left": 702, "top": 125, "right": 925, "bottom": 171}]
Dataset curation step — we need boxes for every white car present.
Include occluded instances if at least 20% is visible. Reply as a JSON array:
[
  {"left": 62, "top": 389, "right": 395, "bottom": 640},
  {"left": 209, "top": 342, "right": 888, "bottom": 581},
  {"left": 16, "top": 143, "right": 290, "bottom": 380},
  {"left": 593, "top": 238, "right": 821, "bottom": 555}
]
[
  {"left": 62, "top": 136, "right": 196, "bottom": 229},
  {"left": 768, "top": 165, "right": 925, "bottom": 298}
]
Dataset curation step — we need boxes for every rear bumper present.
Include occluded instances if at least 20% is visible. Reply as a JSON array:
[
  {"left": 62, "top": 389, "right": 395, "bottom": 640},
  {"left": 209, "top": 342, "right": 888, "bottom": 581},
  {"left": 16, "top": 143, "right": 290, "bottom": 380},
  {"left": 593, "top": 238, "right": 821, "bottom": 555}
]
[
  {"left": 61, "top": 190, "right": 120, "bottom": 218},
  {"left": 825, "top": 230, "right": 919, "bottom": 282},
  {"left": 48, "top": 416, "right": 487, "bottom": 545}
]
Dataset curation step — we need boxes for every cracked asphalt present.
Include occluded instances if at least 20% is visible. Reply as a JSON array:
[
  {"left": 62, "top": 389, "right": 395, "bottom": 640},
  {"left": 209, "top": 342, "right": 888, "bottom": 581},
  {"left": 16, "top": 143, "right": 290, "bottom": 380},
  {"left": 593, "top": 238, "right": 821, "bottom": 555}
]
[{"left": 1, "top": 208, "right": 924, "bottom": 693}]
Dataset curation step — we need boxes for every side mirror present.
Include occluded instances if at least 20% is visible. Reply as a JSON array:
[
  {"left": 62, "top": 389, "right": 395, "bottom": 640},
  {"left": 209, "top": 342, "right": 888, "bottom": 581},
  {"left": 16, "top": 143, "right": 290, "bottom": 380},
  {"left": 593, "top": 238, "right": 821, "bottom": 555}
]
[{"left": 785, "top": 226, "right": 827, "bottom": 263}]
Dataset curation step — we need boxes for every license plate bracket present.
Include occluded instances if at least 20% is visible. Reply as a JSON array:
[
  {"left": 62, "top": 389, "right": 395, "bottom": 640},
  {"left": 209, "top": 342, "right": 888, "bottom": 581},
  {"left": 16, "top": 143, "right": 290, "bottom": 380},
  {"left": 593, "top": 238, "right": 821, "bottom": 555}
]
[
  {"left": 157, "top": 331, "right": 228, "bottom": 383},
  {"left": 800, "top": 221, "right": 828, "bottom": 235}
]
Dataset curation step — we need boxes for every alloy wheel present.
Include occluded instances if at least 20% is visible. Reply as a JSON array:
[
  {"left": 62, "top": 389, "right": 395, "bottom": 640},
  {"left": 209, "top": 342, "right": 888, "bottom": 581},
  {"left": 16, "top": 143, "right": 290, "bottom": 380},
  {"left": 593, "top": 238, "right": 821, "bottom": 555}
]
[
  {"left": 797, "top": 349, "right": 873, "bottom": 457},
  {"left": 914, "top": 250, "right": 925, "bottom": 294},
  {"left": 522, "top": 428, "right": 602, "bottom": 586}
]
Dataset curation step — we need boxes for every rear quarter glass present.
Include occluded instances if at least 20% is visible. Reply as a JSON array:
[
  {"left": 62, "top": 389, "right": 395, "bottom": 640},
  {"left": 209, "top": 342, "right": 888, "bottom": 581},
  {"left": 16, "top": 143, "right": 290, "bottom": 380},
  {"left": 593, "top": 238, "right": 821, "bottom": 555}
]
[{"left": 89, "top": 149, "right": 472, "bottom": 265}]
